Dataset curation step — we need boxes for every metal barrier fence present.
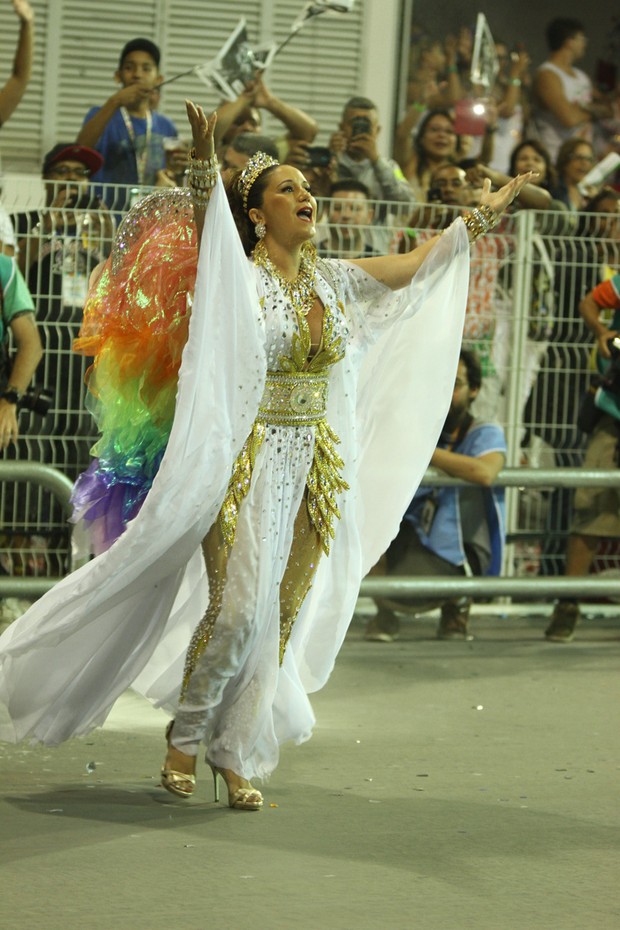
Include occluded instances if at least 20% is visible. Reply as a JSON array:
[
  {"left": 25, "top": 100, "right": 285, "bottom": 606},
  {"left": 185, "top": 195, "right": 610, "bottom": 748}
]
[{"left": 0, "top": 183, "right": 618, "bottom": 591}]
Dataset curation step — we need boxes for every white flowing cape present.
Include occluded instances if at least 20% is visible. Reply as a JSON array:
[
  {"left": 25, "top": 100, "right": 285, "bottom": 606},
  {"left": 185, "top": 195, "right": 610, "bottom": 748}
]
[{"left": 0, "top": 178, "right": 469, "bottom": 747}]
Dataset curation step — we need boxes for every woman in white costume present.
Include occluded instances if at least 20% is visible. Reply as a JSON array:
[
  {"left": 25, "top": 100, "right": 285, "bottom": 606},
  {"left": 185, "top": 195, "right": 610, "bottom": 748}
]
[{"left": 0, "top": 102, "right": 533, "bottom": 810}]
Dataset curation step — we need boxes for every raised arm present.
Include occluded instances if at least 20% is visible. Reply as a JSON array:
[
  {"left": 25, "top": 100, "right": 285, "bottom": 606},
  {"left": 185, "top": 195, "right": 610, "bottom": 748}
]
[
  {"left": 213, "top": 87, "right": 256, "bottom": 148},
  {"left": 0, "top": 0, "right": 34, "bottom": 128},
  {"left": 252, "top": 75, "right": 318, "bottom": 142},
  {"left": 185, "top": 100, "right": 218, "bottom": 244},
  {"left": 350, "top": 171, "right": 537, "bottom": 290},
  {"left": 393, "top": 105, "right": 421, "bottom": 171},
  {"left": 76, "top": 84, "right": 153, "bottom": 148},
  {"left": 479, "top": 164, "right": 552, "bottom": 210}
]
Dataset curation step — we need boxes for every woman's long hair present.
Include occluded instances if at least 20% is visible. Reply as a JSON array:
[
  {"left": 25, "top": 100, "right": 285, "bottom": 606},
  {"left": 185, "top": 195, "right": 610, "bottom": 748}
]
[{"left": 413, "top": 108, "right": 457, "bottom": 182}]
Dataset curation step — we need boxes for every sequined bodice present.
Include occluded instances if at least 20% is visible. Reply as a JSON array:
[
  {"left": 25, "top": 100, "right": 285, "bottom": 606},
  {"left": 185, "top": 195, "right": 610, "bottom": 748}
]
[{"left": 256, "top": 265, "right": 349, "bottom": 374}]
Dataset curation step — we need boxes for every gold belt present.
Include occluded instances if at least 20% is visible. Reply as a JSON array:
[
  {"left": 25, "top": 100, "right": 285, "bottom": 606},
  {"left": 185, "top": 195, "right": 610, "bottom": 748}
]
[{"left": 257, "top": 371, "right": 329, "bottom": 426}]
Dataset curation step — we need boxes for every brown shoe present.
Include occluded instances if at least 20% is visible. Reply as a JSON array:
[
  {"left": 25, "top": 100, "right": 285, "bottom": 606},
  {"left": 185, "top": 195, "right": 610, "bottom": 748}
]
[
  {"left": 545, "top": 601, "right": 580, "bottom": 643},
  {"left": 437, "top": 599, "right": 473, "bottom": 641}
]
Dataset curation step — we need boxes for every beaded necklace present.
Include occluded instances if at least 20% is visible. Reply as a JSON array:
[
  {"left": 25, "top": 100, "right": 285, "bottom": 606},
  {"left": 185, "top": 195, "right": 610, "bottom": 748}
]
[{"left": 253, "top": 240, "right": 317, "bottom": 317}]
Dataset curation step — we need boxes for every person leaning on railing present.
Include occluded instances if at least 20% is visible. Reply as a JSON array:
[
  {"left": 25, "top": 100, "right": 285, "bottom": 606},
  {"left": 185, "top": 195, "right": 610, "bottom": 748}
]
[{"left": 366, "top": 348, "right": 506, "bottom": 643}]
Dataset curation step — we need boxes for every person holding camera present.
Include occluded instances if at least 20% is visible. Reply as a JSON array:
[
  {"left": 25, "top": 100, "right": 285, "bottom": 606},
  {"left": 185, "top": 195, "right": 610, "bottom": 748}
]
[
  {"left": 331, "top": 96, "right": 415, "bottom": 206},
  {"left": 330, "top": 96, "right": 415, "bottom": 253},
  {"left": 365, "top": 349, "right": 506, "bottom": 642},
  {"left": 10, "top": 143, "right": 113, "bottom": 576},
  {"left": 13, "top": 143, "right": 113, "bottom": 465},
  {"left": 364, "top": 349, "right": 506, "bottom": 643},
  {"left": 0, "top": 256, "right": 42, "bottom": 449},
  {"left": 0, "top": 252, "right": 43, "bottom": 617},
  {"left": 545, "top": 271, "right": 620, "bottom": 642}
]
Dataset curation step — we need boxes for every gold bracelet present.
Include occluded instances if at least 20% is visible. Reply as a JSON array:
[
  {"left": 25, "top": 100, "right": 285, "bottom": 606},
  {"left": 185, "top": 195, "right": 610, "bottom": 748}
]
[
  {"left": 188, "top": 148, "right": 218, "bottom": 169},
  {"left": 476, "top": 204, "right": 499, "bottom": 229},
  {"left": 462, "top": 205, "right": 499, "bottom": 243},
  {"left": 188, "top": 151, "right": 220, "bottom": 206}
]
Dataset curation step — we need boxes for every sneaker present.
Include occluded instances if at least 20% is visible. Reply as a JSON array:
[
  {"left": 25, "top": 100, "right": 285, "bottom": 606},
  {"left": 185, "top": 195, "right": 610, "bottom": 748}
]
[
  {"left": 437, "top": 600, "right": 473, "bottom": 641},
  {"left": 365, "top": 608, "right": 400, "bottom": 642},
  {"left": 545, "top": 601, "right": 580, "bottom": 643}
]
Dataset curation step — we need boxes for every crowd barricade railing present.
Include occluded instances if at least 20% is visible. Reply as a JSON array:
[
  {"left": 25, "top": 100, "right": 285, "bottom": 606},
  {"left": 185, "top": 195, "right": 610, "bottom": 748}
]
[
  {"left": 0, "top": 462, "right": 74, "bottom": 597},
  {"left": 0, "top": 181, "right": 618, "bottom": 587},
  {"left": 360, "top": 465, "right": 620, "bottom": 602}
]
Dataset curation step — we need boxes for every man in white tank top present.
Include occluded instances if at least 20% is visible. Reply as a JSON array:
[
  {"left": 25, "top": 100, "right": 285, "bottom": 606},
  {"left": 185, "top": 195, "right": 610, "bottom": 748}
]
[{"left": 531, "top": 18, "right": 610, "bottom": 162}]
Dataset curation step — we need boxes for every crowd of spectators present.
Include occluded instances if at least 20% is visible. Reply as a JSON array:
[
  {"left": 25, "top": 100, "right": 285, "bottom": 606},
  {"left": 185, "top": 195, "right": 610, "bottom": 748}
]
[{"left": 0, "top": 10, "right": 619, "bottom": 639}]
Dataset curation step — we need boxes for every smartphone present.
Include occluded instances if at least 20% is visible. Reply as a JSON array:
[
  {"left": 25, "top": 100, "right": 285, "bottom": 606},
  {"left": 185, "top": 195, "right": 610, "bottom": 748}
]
[
  {"left": 306, "top": 146, "right": 332, "bottom": 168},
  {"left": 350, "top": 115, "right": 371, "bottom": 137}
]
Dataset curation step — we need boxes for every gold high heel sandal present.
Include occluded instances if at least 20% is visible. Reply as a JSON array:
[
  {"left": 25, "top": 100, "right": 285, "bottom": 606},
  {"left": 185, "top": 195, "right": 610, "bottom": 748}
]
[
  {"left": 208, "top": 764, "right": 264, "bottom": 811},
  {"left": 160, "top": 720, "right": 197, "bottom": 799}
]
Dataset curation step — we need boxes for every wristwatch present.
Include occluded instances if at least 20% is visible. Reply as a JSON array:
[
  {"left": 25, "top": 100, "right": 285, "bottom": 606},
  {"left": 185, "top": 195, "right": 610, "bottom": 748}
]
[{"left": 1, "top": 385, "right": 22, "bottom": 404}]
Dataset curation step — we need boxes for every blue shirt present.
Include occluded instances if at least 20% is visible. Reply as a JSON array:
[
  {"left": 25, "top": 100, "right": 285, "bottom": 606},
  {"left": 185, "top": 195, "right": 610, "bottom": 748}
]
[
  {"left": 405, "top": 420, "right": 507, "bottom": 575},
  {"left": 84, "top": 106, "right": 178, "bottom": 186}
]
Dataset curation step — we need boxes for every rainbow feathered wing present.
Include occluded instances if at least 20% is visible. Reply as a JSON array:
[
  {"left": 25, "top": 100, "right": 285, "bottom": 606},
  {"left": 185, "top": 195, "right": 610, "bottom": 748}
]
[{"left": 71, "top": 190, "right": 198, "bottom": 554}]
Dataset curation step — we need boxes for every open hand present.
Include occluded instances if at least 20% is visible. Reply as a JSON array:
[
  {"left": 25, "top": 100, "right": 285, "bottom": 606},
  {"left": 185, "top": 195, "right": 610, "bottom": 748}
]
[
  {"left": 479, "top": 171, "right": 538, "bottom": 217},
  {"left": 185, "top": 100, "right": 217, "bottom": 160},
  {"left": 0, "top": 403, "right": 18, "bottom": 451}
]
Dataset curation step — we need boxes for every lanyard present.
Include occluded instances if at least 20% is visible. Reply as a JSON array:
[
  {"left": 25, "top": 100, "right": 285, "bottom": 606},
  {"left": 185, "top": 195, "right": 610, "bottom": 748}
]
[{"left": 120, "top": 107, "right": 152, "bottom": 184}]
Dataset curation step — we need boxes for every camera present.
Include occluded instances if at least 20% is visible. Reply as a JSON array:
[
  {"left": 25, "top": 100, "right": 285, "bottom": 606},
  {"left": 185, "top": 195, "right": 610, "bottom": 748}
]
[
  {"left": 19, "top": 386, "right": 53, "bottom": 417},
  {"left": 306, "top": 146, "right": 332, "bottom": 168},
  {"left": 349, "top": 115, "right": 371, "bottom": 137}
]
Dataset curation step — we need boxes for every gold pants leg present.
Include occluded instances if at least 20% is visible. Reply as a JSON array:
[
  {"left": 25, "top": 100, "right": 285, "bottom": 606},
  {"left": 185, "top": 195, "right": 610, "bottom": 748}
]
[
  {"left": 180, "top": 520, "right": 230, "bottom": 696},
  {"left": 278, "top": 497, "right": 324, "bottom": 663},
  {"left": 181, "top": 492, "right": 324, "bottom": 698}
]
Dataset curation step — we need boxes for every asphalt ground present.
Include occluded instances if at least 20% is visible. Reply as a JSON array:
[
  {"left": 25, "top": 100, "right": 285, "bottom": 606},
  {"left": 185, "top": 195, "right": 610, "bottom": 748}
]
[{"left": 1, "top": 605, "right": 618, "bottom": 930}]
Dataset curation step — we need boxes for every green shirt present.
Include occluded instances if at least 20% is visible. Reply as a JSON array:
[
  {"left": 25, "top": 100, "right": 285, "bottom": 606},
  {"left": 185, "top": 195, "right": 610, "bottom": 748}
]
[{"left": 0, "top": 254, "right": 35, "bottom": 343}]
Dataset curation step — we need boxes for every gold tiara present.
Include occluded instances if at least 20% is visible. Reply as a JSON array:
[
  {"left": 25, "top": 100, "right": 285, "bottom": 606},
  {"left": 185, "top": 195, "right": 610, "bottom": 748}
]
[{"left": 238, "top": 151, "right": 279, "bottom": 211}]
